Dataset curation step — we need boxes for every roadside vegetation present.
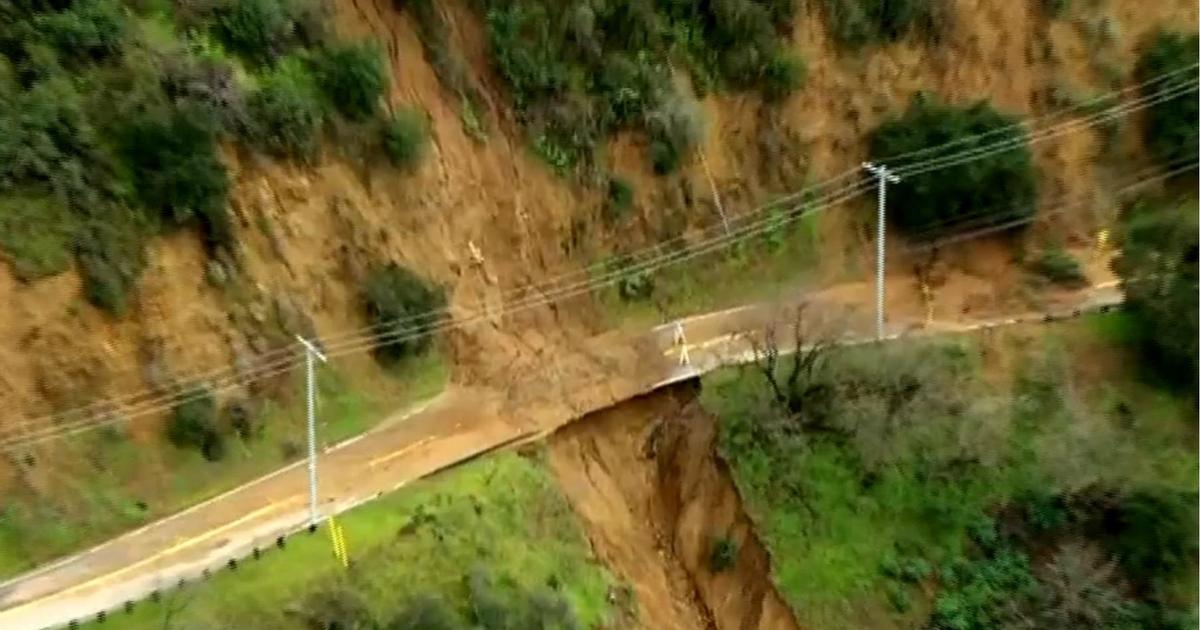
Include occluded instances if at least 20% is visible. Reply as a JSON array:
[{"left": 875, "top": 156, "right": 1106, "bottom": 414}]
[
  {"left": 702, "top": 309, "right": 1198, "bottom": 628},
  {"left": 1136, "top": 30, "right": 1199, "bottom": 170},
  {"left": 91, "top": 451, "right": 616, "bottom": 629},
  {"left": 0, "top": 358, "right": 444, "bottom": 579}
]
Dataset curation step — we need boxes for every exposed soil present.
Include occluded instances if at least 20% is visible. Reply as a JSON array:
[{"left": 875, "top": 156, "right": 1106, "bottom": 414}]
[
  {"left": 549, "top": 382, "right": 800, "bottom": 630},
  {"left": 0, "top": 0, "right": 1195, "bottom": 558}
]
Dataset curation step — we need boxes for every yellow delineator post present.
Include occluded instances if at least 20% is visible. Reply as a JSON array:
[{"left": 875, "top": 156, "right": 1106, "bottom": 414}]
[{"left": 327, "top": 517, "right": 349, "bottom": 568}]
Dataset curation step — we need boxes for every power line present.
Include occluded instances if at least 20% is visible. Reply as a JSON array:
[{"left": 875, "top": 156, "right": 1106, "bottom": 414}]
[{"left": 2, "top": 70, "right": 1192, "bottom": 448}]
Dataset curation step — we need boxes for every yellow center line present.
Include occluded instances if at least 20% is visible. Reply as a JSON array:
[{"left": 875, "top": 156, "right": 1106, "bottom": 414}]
[
  {"left": 6, "top": 501, "right": 288, "bottom": 613},
  {"left": 368, "top": 435, "right": 437, "bottom": 469}
]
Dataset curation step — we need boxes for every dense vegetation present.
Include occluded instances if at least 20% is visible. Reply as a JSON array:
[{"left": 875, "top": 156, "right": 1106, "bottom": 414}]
[
  {"left": 1114, "top": 197, "right": 1199, "bottom": 386},
  {"left": 1135, "top": 30, "right": 1199, "bottom": 169},
  {"left": 0, "top": 0, "right": 395, "bottom": 313},
  {"left": 869, "top": 94, "right": 1036, "bottom": 237},
  {"left": 362, "top": 262, "right": 447, "bottom": 366},
  {"left": 433, "top": 0, "right": 805, "bottom": 176},
  {"left": 705, "top": 317, "right": 1197, "bottom": 628},
  {"left": 96, "top": 453, "right": 616, "bottom": 628}
]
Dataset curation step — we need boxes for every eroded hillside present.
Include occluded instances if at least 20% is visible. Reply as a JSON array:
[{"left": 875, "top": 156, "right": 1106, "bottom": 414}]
[{"left": 0, "top": 0, "right": 1195, "bottom": 573}]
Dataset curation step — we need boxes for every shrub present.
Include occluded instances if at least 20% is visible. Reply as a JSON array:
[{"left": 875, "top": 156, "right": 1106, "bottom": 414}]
[
  {"left": 214, "top": 0, "right": 294, "bottom": 63},
  {"left": 1041, "top": 0, "right": 1070, "bottom": 18},
  {"left": 0, "top": 192, "right": 77, "bottom": 280},
  {"left": 869, "top": 94, "right": 1036, "bottom": 236},
  {"left": 760, "top": 52, "right": 806, "bottom": 102},
  {"left": 245, "top": 57, "right": 323, "bottom": 158},
  {"left": 1135, "top": 31, "right": 1199, "bottom": 168},
  {"left": 314, "top": 41, "right": 387, "bottom": 120},
  {"left": 708, "top": 535, "right": 738, "bottom": 572},
  {"left": 603, "top": 175, "right": 634, "bottom": 223},
  {"left": 389, "top": 595, "right": 461, "bottom": 630},
  {"left": 121, "top": 105, "right": 232, "bottom": 249},
  {"left": 167, "top": 387, "right": 225, "bottom": 461},
  {"left": 1103, "top": 488, "right": 1198, "bottom": 591},
  {"left": 821, "top": 0, "right": 951, "bottom": 47},
  {"left": 361, "top": 262, "right": 446, "bottom": 365},
  {"left": 383, "top": 107, "right": 430, "bottom": 169},
  {"left": 32, "top": 0, "right": 126, "bottom": 64},
  {"left": 76, "top": 216, "right": 149, "bottom": 315},
  {"left": 1029, "top": 246, "right": 1086, "bottom": 286}
]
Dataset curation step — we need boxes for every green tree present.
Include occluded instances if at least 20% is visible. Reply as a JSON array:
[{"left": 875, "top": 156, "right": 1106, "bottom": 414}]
[
  {"left": 214, "top": 0, "right": 293, "bottom": 64},
  {"left": 1114, "top": 197, "right": 1198, "bottom": 385},
  {"left": 315, "top": 41, "right": 387, "bottom": 120},
  {"left": 1135, "top": 30, "right": 1200, "bottom": 168},
  {"left": 869, "top": 94, "right": 1036, "bottom": 236},
  {"left": 361, "top": 262, "right": 446, "bottom": 365}
]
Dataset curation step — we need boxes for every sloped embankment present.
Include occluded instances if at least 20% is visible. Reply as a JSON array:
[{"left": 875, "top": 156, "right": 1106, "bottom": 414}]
[{"left": 548, "top": 382, "right": 798, "bottom": 630}]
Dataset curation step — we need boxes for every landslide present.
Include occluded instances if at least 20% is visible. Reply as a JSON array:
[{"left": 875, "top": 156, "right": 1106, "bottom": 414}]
[{"left": 548, "top": 382, "right": 799, "bottom": 630}]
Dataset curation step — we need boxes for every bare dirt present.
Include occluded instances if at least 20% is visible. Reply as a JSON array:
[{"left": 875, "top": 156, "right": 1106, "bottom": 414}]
[
  {"left": 549, "top": 382, "right": 800, "bottom": 630},
  {"left": 0, "top": 0, "right": 1194, "bottom": 563}
]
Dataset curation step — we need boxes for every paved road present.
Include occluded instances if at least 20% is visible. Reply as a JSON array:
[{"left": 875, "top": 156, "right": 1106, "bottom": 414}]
[{"left": 0, "top": 281, "right": 1122, "bottom": 629}]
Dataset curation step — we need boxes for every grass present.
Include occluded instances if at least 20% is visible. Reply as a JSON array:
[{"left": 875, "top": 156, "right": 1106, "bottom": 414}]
[
  {"left": 87, "top": 450, "right": 615, "bottom": 628},
  {"left": 700, "top": 313, "right": 1198, "bottom": 627},
  {"left": 0, "top": 354, "right": 446, "bottom": 580},
  {"left": 600, "top": 206, "right": 833, "bottom": 328}
]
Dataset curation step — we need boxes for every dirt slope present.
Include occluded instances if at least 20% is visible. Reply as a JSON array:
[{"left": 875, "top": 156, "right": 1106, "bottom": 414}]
[
  {"left": 549, "top": 382, "right": 799, "bottom": 630},
  {"left": 0, "top": 0, "right": 1194, "bottom": 501}
]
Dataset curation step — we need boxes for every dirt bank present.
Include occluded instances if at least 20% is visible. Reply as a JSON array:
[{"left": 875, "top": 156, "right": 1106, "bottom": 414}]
[{"left": 548, "top": 382, "right": 799, "bottom": 630}]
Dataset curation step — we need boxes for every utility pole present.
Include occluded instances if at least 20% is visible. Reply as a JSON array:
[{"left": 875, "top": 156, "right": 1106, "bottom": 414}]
[
  {"left": 297, "top": 335, "right": 327, "bottom": 527},
  {"left": 863, "top": 162, "right": 901, "bottom": 340}
]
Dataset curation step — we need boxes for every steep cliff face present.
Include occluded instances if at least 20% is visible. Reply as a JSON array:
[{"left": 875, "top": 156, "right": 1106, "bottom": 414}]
[{"left": 0, "top": 0, "right": 1193, "bottom": 470}]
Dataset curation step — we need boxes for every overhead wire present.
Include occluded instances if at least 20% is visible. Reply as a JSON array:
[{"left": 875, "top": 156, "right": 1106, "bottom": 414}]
[{"left": 2, "top": 67, "right": 1194, "bottom": 448}]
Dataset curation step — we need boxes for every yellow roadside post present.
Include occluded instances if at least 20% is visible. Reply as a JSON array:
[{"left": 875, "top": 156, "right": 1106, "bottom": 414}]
[{"left": 327, "top": 517, "right": 349, "bottom": 568}]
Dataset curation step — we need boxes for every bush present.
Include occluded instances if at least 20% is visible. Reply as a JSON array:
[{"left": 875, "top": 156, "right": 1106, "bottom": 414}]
[
  {"left": 314, "top": 41, "right": 387, "bottom": 120},
  {"left": 1029, "top": 246, "right": 1086, "bottom": 286},
  {"left": 121, "top": 105, "right": 232, "bottom": 249},
  {"left": 383, "top": 107, "right": 430, "bottom": 169},
  {"left": 603, "top": 175, "right": 634, "bottom": 223},
  {"left": 245, "top": 57, "right": 323, "bottom": 158},
  {"left": 214, "top": 0, "right": 295, "bottom": 64},
  {"left": 708, "top": 535, "right": 738, "bottom": 572},
  {"left": 760, "top": 52, "right": 806, "bottom": 102},
  {"left": 0, "top": 192, "right": 77, "bottom": 280},
  {"left": 869, "top": 94, "right": 1036, "bottom": 236},
  {"left": 821, "top": 0, "right": 951, "bottom": 47},
  {"left": 167, "top": 387, "right": 225, "bottom": 461},
  {"left": 1103, "top": 489, "right": 1198, "bottom": 591},
  {"left": 389, "top": 595, "right": 461, "bottom": 630},
  {"left": 1135, "top": 31, "right": 1199, "bottom": 168},
  {"left": 361, "top": 262, "right": 446, "bottom": 365},
  {"left": 1041, "top": 0, "right": 1070, "bottom": 18},
  {"left": 32, "top": 0, "right": 126, "bottom": 64}
]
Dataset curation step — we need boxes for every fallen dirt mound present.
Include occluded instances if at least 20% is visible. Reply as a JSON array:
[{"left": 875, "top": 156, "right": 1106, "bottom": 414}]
[{"left": 548, "top": 382, "right": 799, "bottom": 630}]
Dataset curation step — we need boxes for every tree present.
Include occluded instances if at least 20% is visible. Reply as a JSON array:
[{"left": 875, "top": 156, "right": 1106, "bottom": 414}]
[
  {"left": 1135, "top": 31, "right": 1199, "bottom": 169},
  {"left": 869, "top": 94, "right": 1036, "bottom": 236},
  {"left": 361, "top": 262, "right": 446, "bottom": 365},
  {"left": 1113, "top": 197, "right": 1198, "bottom": 385}
]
